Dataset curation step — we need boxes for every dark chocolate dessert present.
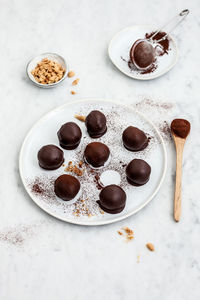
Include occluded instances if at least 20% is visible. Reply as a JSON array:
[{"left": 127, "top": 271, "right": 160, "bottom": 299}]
[
  {"left": 97, "top": 184, "right": 126, "bottom": 214},
  {"left": 37, "top": 144, "right": 64, "bottom": 170},
  {"left": 130, "top": 40, "right": 155, "bottom": 69},
  {"left": 54, "top": 174, "right": 80, "bottom": 201},
  {"left": 57, "top": 122, "right": 82, "bottom": 150},
  {"left": 84, "top": 142, "right": 110, "bottom": 168},
  {"left": 85, "top": 110, "right": 107, "bottom": 138},
  {"left": 126, "top": 159, "right": 151, "bottom": 186},
  {"left": 122, "top": 126, "right": 148, "bottom": 151}
]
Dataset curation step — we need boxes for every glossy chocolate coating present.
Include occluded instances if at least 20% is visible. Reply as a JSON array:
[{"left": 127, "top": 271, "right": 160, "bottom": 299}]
[
  {"left": 54, "top": 174, "right": 80, "bottom": 201},
  {"left": 97, "top": 184, "right": 126, "bottom": 214},
  {"left": 85, "top": 110, "right": 107, "bottom": 138},
  {"left": 57, "top": 122, "right": 82, "bottom": 150},
  {"left": 126, "top": 159, "right": 151, "bottom": 186},
  {"left": 130, "top": 40, "right": 155, "bottom": 69},
  {"left": 122, "top": 126, "right": 148, "bottom": 152},
  {"left": 84, "top": 142, "right": 110, "bottom": 168},
  {"left": 37, "top": 144, "right": 64, "bottom": 170}
]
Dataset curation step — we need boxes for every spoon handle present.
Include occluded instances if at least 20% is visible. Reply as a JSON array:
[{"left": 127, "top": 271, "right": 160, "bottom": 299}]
[
  {"left": 149, "top": 9, "right": 189, "bottom": 43},
  {"left": 174, "top": 139, "right": 185, "bottom": 222}
]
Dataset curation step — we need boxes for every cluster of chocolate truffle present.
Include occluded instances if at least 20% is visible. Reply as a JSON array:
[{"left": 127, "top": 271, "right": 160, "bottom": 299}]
[{"left": 37, "top": 110, "right": 151, "bottom": 214}]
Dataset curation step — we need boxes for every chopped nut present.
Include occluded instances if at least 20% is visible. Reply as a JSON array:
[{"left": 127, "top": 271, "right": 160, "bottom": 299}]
[
  {"left": 123, "top": 227, "right": 134, "bottom": 236},
  {"left": 31, "top": 58, "right": 65, "bottom": 84},
  {"left": 64, "top": 161, "right": 83, "bottom": 176},
  {"left": 71, "top": 90, "right": 76, "bottom": 95},
  {"left": 74, "top": 115, "right": 86, "bottom": 122},
  {"left": 137, "top": 255, "right": 140, "bottom": 263},
  {"left": 146, "top": 243, "right": 155, "bottom": 251},
  {"left": 72, "top": 78, "right": 79, "bottom": 85},
  {"left": 126, "top": 235, "right": 134, "bottom": 241},
  {"left": 117, "top": 231, "right": 123, "bottom": 236},
  {"left": 79, "top": 161, "right": 83, "bottom": 168},
  {"left": 67, "top": 71, "right": 75, "bottom": 78}
]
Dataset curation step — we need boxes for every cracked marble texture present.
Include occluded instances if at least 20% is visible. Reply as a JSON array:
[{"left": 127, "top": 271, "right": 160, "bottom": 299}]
[{"left": 0, "top": 0, "right": 200, "bottom": 299}]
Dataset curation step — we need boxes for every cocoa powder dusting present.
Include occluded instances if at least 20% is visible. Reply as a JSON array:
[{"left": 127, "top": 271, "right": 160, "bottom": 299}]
[
  {"left": 145, "top": 31, "right": 170, "bottom": 55},
  {"left": 171, "top": 119, "right": 191, "bottom": 138},
  {"left": 0, "top": 222, "right": 44, "bottom": 247}
]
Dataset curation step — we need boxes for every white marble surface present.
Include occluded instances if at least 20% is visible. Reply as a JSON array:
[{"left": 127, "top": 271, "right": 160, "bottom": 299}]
[{"left": 0, "top": 0, "right": 200, "bottom": 299}]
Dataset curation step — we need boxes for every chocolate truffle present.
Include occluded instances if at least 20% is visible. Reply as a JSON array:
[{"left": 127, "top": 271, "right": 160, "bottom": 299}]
[
  {"left": 122, "top": 126, "right": 148, "bottom": 152},
  {"left": 37, "top": 144, "right": 64, "bottom": 170},
  {"left": 57, "top": 122, "right": 82, "bottom": 150},
  {"left": 85, "top": 110, "right": 107, "bottom": 138},
  {"left": 84, "top": 142, "right": 110, "bottom": 168},
  {"left": 97, "top": 185, "right": 126, "bottom": 214},
  {"left": 130, "top": 40, "right": 155, "bottom": 69},
  {"left": 126, "top": 159, "right": 151, "bottom": 186},
  {"left": 54, "top": 174, "right": 80, "bottom": 201}
]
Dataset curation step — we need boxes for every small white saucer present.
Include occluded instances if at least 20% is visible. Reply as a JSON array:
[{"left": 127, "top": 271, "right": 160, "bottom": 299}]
[
  {"left": 26, "top": 52, "right": 68, "bottom": 88},
  {"left": 108, "top": 25, "right": 178, "bottom": 80}
]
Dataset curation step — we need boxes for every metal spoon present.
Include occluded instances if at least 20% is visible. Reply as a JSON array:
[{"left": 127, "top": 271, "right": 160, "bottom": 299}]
[{"left": 131, "top": 9, "right": 189, "bottom": 70}]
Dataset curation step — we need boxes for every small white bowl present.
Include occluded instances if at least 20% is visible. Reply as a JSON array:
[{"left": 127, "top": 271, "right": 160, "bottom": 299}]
[{"left": 26, "top": 53, "right": 68, "bottom": 88}]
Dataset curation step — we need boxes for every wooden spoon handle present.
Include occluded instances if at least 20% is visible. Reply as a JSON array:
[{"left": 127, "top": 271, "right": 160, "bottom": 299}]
[{"left": 174, "top": 141, "right": 184, "bottom": 222}]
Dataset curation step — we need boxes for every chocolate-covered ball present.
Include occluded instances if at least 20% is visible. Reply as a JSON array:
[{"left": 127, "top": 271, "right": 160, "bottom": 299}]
[
  {"left": 130, "top": 40, "right": 155, "bottom": 69},
  {"left": 37, "top": 144, "right": 64, "bottom": 170},
  {"left": 97, "top": 185, "right": 126, "bottom": 214},
  {"left": 54, "top": 174, "right": 80, "bottom": 201},
  {"left": 122, "top": 126, "right": 148, "bottom": 152},
  {"left": 57, "top": 122, "right": 82, "bottom": 150},
  {"left": 84, "top": 142, "right": 110, "bottom": 168},
  {"left": 126, "top": 159, "right": 151, "bottom": 186},
  {"left": 85, "top": 110, "right": 107, "bottom": 138}
]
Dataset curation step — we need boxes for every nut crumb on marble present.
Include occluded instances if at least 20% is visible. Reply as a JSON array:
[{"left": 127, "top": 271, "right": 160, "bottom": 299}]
[
  {"left": 72, "top": 78, "right": 79, "bottom": 85},
  {"left": 123, "top": 227, "right": 134, "bottom": 236},
  {"left": 137, "top": 254, "right": 141, "bottom": 263},
  {"left": 117, "top": 231, "right": 123, "bottom": 236},
  {"left": 146, "top": 243, "right": 155, "bottom": 251},
  {"left": 67, "top": 71, "right": 75, "bottom": 78},
  {"left": 71, "top": 90, "right": 76, "bottom": 95}
]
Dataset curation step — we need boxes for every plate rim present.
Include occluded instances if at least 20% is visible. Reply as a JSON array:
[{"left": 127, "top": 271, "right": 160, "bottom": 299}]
[
  {"left": 19, "top": 98, "right": 167, "bottom": 226},
  {"left": 108, "top": 24, "right": 179, "bottom": 80}
]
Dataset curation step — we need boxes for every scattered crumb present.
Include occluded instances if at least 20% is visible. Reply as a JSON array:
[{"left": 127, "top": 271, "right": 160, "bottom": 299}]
[
  {"left": 67, "top": 71, "right": 75, "bottom": 78},
  {"left": 64, "top": 161, "right": 83, "bottom": 176},
  {"left": 79, "top": 161, "right": 83, "bottom": 168},
  {"left": 137, "top": 255, "right": 141, "bottom": 263},
  {"left": 72, "top": 78, "right": 79, "bottom": 85},
  {"left": 71, "top": 90, "right": 76, "bottom": 95},
  {"left": 123, "top": 227, "right": 134, "bottom": 236},
  {"left": 62, "top": 164, "right": 65, "bottom": 167},
  {"left": 118, "top": 227, "right": 134, "bottom": 241},
  {"left": 74, "top": 114, "right": 86, "bottom": 122},
  {"left": 146, "top": 243, "right": 155, "bottom": 251}
]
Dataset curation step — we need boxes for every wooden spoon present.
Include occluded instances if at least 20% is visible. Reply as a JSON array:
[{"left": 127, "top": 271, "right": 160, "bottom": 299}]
[{"left": 171, "top": 119, "right": 191, "bottom": 222}]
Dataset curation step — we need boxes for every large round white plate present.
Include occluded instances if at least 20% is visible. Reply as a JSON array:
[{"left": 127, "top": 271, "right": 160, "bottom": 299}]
[
  {"left": 108, "top": 25, "right": 178, "bottom": 80},
  {"left": 19, "top": 99, "right": 167, "bottom": 225}
]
